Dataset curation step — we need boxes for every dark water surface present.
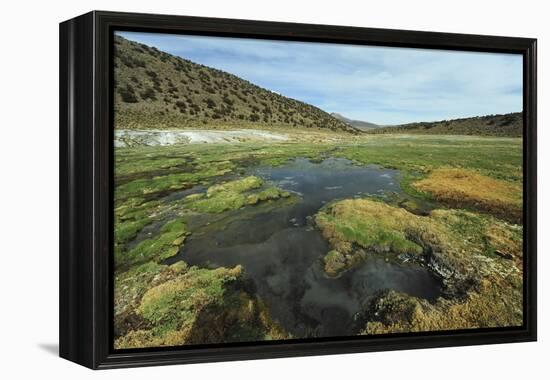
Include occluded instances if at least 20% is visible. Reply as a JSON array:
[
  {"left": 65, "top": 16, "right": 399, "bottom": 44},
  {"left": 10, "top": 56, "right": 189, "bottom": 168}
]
[{"left": 168, "top": 158, "right": 441, "bottom": 338}]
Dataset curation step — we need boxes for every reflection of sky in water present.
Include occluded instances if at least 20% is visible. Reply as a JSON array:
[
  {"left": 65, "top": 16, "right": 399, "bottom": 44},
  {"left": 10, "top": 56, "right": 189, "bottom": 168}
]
[{"left": 169, "top": 158, "right": 441, "bottom": 339}]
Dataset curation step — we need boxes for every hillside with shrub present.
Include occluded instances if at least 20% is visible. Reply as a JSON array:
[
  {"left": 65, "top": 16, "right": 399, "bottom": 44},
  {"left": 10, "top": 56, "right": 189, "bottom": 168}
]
[
  {"left": 114, "top": 36, "right": 358, "bottom": 133},
  {"left": 369, "top": 112, "right": 522, "bottom": 137},
  {"left": 330, "top": 112, "right": 380, "bottom": 130}
]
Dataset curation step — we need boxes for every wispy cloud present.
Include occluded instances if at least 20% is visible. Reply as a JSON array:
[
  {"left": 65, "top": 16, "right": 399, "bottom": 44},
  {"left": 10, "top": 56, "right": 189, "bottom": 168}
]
[{"left": 118, "top": 31, "right": 523, "bottom": 125}]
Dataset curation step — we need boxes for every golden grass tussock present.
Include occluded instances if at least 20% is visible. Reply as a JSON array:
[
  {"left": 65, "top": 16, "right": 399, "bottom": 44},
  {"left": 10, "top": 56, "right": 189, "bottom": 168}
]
[
  {"left": 364, "top": 276, "right": 523, "bottom": 334},
  {"left": 412, "top": 168, "right": 522, "bottom": 223},
  {"left": 486, "top": 223, "right": 523, "bottom": 263}
]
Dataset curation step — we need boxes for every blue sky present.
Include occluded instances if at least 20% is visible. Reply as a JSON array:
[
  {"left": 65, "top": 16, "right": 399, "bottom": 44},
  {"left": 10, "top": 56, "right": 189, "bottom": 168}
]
[{"left": 118, "top": 31, "right": 523, "bottom": 125}]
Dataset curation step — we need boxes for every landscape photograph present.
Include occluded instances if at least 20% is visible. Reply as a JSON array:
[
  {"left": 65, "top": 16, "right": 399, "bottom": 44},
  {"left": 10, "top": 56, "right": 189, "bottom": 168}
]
[{"left": 112, "top": 31, "right": 524, "bottom": 349}]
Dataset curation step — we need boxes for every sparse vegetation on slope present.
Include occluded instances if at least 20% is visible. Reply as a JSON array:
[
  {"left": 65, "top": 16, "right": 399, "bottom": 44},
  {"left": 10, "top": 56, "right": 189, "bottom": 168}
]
[
  {"left": 330, "top": 112, "right": 380, "bottom": 130},
  {"left": 114, "top": 35, "right": 358, "bottom": 133},
  {"left": 369, "top": 112, "right": 522, "bottom": 137}
]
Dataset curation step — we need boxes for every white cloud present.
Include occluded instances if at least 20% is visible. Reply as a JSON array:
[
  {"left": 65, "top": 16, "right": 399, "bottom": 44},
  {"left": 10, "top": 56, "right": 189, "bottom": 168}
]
[{"left": 118, "top": 31, "right": 523, "bottom": 125}]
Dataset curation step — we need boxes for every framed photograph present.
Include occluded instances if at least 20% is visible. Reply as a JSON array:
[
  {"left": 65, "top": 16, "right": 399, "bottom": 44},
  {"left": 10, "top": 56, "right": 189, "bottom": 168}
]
[{"left": 59, "top": 11, "right": 537, "bottom": 369}]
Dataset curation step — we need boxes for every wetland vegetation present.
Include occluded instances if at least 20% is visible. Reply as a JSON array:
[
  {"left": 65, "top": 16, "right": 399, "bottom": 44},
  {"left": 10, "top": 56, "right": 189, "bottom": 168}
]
[
  {"left": 112, "top": 33, "right": 524, "bottom": 349},
  {"left": 114, "top": 133, "right": 523, "bottom": 348}
]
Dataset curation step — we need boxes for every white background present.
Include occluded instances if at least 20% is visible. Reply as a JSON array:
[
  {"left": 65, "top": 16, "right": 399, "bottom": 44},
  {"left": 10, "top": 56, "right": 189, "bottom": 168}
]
[{"left": 0, "top": 0, "right": 547, "bottom": 378}]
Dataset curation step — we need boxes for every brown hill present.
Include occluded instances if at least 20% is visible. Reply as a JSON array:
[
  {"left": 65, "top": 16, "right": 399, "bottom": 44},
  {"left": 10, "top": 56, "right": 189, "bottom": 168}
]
[
  {"left": 369, "top": 112, "right": 522, "bottom": 137},
  {"left": 113, "top": 35, "right": 359, "bottom": 133}
]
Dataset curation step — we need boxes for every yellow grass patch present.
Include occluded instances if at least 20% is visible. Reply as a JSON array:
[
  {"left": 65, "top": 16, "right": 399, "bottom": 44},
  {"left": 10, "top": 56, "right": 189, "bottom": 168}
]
[
  {"left": 413, "top": 168, "right": 522, "bottom": 223},
  {"left": 364, "top": 276, "right": 523, "bottom": 334}
]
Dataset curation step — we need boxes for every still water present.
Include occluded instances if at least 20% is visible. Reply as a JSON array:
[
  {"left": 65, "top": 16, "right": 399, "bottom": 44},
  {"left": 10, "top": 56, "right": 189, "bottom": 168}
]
[{"left": 168, "top": 158, "right": 441, "bottom": 338}]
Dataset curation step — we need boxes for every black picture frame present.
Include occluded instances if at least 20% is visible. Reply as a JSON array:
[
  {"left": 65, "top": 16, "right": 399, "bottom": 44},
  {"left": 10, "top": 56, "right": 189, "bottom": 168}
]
[{"left": 59, "top": 10, "right": 537, "bottom": 369}]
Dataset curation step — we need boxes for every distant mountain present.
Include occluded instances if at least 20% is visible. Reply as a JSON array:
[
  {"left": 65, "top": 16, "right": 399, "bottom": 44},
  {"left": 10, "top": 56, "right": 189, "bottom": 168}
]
[
  {"left": 330, "top": 113, "right": 380, "bottom": 130},
  {"left": 113, "top": 36, "right": 359, "bottom": 133},
  {"left": 368, "top": 112, "right": 522, "bottom": 137}
]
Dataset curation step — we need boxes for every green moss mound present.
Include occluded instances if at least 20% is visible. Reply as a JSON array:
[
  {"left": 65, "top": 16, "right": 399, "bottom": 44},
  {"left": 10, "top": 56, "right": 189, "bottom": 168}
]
[
  {"left": 189, "top": 176, "right": 291, "bottom": 213},
  {"left": 115, "top": 218, "right": 187, "bottom": 270},
  {"left": 115, "top": 265, "right": 290, "bottom": 348},
  {"left": 314, "top": 198, "right": 522, "bottom": 333}
]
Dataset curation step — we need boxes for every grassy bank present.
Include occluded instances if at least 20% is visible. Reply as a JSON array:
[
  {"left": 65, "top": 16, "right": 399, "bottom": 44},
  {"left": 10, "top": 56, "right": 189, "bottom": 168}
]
[{"left": 113, "top": 132, "right": 523, "bottom": 347}]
